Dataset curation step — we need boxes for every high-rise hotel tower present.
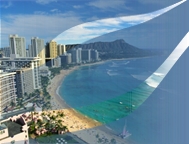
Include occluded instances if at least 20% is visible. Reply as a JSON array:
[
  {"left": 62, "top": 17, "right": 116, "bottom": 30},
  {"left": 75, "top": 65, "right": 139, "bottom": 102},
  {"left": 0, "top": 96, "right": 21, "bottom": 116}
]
[
  {"left": 0, "top": 70, "right": 17, "bottom": 114},
  {"left": 9, "top": 34, "right": 26, "bottom": 58},
  {"left": 31, "top": 37, "right": 45, "bottom": 66}
]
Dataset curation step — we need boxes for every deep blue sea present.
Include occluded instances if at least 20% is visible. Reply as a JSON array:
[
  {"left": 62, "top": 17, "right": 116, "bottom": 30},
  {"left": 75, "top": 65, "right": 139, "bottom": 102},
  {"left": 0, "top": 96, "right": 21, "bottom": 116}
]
[{"left": 59, "top": 54, "right": 181, "bottom": 144}]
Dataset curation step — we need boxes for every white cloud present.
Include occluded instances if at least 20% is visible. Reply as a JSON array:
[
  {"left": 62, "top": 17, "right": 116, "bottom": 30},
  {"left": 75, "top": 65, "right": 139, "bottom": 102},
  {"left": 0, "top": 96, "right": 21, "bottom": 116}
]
[
  {"left": 36, "top": 0, "right": 57, "bottom": 5},
  {"left": 50, "top": 9, "right": 60, "bottom": 13},
  {"left": 73, "top": 5, "right": 82, "bottom": 9},
  {"left": 34, "top": 11, "right": 48, "bottom": 15},
  {"left": 88, "top": 0, "right": 126, "bottom": 9},
  {"left": 1, "top": 13, "right": 82, "bottom": 47},
  {"left": 137, "top": 0, "right": 164, "bottom": 4},
  {"left": 1, "top": 1, "right": 12, "bottom": 9}
]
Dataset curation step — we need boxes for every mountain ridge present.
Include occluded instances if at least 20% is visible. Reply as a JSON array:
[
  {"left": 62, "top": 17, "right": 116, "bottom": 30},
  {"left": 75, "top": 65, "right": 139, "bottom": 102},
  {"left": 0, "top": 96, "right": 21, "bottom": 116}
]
[{"left": 74, "top": 39, "right": 155, "bottom": 59}]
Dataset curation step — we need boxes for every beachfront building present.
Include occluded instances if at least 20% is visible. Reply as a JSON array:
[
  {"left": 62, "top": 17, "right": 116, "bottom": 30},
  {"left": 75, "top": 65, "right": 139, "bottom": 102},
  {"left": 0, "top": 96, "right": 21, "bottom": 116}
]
[
  {"left": 0, "top": 55, "right": 41, "bottom": 91},
  {"left": 70, "top": 48, "right": 79, "bottom": 64},
  {"left": 60, "top": 53, "right": 72, "bottom": 66},
  {"left": 82, "top": 49, "right": 91, "bottom": 62},
  {"left": 45, "top": 57, "right": 61, "bottom": 68},
  {"left": 49, "top": 40, "right": 58, "bottom": 58},
  {"left": 54, "top": 57, "right": 61, "bottom": 67},
  {"left": 45, "top": 41, "right": 55, "bottom": 59},
  {"left": 0, "top": 70, "right": 17, "bottom": 113},
  {"left": 78, "top": 48, "right": 82, "bottom": 63},
  {"left": 45, "top": 42, "right": 50, "bottom": 58},
  {"left": 39, "top": 66, "right": 51, "bottom": 76},
  {"left": 0, "top": 47, "right": 10, "bottom": 57},
  {"left": 8, "top": 68, "right": 36, "bottom": 98},
  {"left": 57, "top": 44, "right": 66, "bottom": 56},
  {"left": 91, "top": 49, "right": 99, "bottom": 61},
  {"left": 9, "top": 34, "right": 26, "bottom": 58},
  {"left": 31, "top": 37, "right": 46, "bottom": 66},
  {"left": 0, "top": 115, "right": 29, "bottom": 144},
  {"left": 45, "top": 40, "right": 60, "bottom": 67}
]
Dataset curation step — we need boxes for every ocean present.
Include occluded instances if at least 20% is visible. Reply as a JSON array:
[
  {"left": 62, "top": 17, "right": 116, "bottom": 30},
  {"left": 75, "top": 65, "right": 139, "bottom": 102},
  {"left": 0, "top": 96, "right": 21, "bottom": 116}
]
[{"left": 59, "top": 54, "right": 173, "bottom": 144}]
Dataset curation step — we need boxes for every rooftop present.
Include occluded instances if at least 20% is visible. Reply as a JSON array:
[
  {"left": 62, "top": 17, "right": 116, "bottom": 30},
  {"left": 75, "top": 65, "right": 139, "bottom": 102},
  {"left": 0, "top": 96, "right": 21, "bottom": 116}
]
[
  {"left": 2, "top": 120, "right": 22, "bottom": 137},
  {"left": 0, "top": 56, "right": 41, "bottom": 61}
]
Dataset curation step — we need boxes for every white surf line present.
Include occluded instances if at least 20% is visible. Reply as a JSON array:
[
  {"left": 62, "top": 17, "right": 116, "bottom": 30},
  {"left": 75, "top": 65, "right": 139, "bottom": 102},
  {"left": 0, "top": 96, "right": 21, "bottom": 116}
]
[
  {"left": 145, "top": 32, "right": 189, "bottom": 88},
  {"left": 56, "top": 86, "right": 60, "bottom": 96},
  {"left": 53, "top": 0, "right": 186, "bottom": 45}
]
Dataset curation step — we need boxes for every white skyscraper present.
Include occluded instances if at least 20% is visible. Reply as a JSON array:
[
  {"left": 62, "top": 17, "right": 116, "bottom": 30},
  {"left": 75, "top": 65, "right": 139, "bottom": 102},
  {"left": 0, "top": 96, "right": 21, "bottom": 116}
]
[
  {"left": 57, "top": 44, "right": 66, "bottom": 56},
  {"left": 31, "top": 37, "right": 45, "bottom": 66},
  {"left": 9, "top": 34, "right": 26, "bottom": 57},
  {"left": 82, "top": 49, "right": 91, "bottom": 62},
  {"left": 78, "top": 48, "right": 82, "bottom": 63},
  {"left": 91, "top": 49, "right": 99, "bottom": 61},
  {"left": 0, "top": 70, "right": 17, "bottom": 113},
  {"left": 71, "top": 48, "right": 79, "bottom": 63}
]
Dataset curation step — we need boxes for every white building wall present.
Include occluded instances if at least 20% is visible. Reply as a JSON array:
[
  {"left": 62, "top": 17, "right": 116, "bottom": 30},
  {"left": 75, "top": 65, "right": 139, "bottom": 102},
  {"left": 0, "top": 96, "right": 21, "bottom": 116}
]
[
  {"left": 31, "top": 37, "right": 45, "bottom": 66},
  {"left": 0, "top": 72, "right": 17, "bottom": 112},
  {"left": 9, "top": 34, "right": 26, "bottom": 58}
]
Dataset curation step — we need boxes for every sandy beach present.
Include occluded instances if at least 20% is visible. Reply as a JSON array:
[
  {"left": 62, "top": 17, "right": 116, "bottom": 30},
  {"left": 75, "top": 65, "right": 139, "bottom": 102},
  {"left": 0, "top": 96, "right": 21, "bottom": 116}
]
[
  {"left": 47, "top": 66, "right": 79, "bottom": 110},
  {"left": 46, "top": 61, "right": 129, "bottom": 143}
]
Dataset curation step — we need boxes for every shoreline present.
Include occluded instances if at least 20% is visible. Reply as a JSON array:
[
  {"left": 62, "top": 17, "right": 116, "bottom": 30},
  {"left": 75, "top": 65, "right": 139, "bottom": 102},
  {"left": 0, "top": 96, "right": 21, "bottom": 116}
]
[
  {"left": 47, "top": 66, "right": 79, "bottom": 109},
  {"left": 50, "top": 56, "right": 150, "bottom": 109},
  {"left": 46, "top": 58, "right": 145, "bottom": 143}
]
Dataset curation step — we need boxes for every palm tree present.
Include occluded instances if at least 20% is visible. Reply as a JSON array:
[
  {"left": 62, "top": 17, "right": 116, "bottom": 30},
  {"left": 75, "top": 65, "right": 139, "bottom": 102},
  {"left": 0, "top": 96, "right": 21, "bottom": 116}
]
[
  {"left": 31, "top": 111, "right": 34, "bottom": 121},
  {"left": 96, "top": 134, "right": 99, "bottom": 138},
  {"left": 10, "top": 101, "right": 15, "bottom": 107},
  {"left": 104, "top": 138, "right": 109, "bottom": 143},
  {"left": 41, "top": 112, "right": 45, "bottom": 117},
  {"left": 57, "top": 119, "right": 62, "bottom": 124},
  {"left": 29, "top": 123, "right": 36, "bottom": 134},
  {"left": 62, "top": 126, "right": 68, "bottom": 131},
  {"left": 24, "top": 92, "right": 28, "bottom": 98},
  {"left": 59, "top": 112, "right": 64, "bottom": 117},
  {"left": 34, "top": 89, "right": 40, "bottom": 95},
  {"left": 98, "top": 138, "right": 103, "bottom": 143},
  {"left": 110, "top": 138, "right": 116, "bottom": 144},
  {"left": 28, "top": 93, "right": 32, "bottom": 99}
]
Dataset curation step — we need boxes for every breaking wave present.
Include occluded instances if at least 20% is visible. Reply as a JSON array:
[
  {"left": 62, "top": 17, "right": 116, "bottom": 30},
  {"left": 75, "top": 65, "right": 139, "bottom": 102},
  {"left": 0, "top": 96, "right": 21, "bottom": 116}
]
[
  {"left": 109, "top": 62, "right": 119, "bottom": 67},
  {"left": 107, "top": 69, "right": 118, "bottom": 76},
  {"left": 124, "top": 61, "right": 130, "bottom": 65}
]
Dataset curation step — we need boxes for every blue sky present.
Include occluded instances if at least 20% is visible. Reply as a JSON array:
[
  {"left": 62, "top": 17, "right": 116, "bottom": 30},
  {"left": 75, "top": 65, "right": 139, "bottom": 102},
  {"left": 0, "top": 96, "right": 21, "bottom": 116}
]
[
  {"left": 0, "top": 0, "right": 183, "bottom": 47},
  {"left": 53, "top": 0, "right": 185, "bottom": 44}
]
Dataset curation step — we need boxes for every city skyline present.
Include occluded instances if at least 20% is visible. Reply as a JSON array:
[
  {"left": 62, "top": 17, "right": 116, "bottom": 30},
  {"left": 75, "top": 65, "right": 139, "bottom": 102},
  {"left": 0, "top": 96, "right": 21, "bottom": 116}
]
[{"left": 1, "top": 0, "right": 182, "bottom": 47}]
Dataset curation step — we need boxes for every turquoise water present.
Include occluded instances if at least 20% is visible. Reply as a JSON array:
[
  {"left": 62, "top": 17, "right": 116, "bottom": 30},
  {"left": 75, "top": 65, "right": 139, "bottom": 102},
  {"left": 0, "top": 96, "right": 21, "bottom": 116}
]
[
  {"left": 76, "top": 82, "right": 155, "bottom": 124},
  {"left": 59, "top": 56, "right": 165, "bottom": 124}
]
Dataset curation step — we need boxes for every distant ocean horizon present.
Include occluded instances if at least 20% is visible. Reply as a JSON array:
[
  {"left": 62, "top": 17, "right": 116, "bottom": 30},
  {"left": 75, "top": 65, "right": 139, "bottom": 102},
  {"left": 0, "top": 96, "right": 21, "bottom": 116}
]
[{"left": 59, "top": 55, "right": 169, "bottom": 143}]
